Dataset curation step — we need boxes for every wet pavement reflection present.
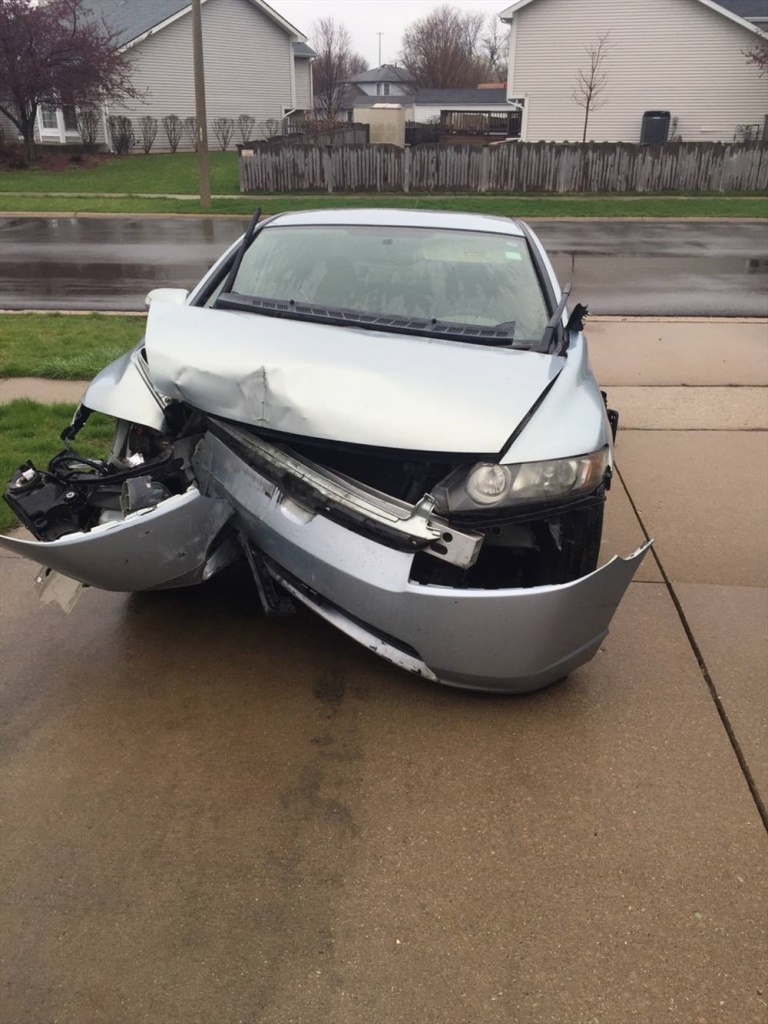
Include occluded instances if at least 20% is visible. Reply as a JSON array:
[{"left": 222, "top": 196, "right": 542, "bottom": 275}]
[{"left": 1, "top": 215, "right": 766, "bottom": 316}]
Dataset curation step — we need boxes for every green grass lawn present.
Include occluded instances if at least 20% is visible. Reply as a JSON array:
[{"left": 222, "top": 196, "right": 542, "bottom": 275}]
[
  {"left": 0, "top": 153, "right": 765, "bottom": 216},
  {"left": 0, "top": 313, "right": 144, "bottom": 379},
  {"left": 0, "top": 400, "right": 115, "bottom": 531},
  {"left": 1, "top": 190, "right": 766, "bottom": 218},
  {"left": 0, "top": 151, "right": 241, "bottom": 194}
]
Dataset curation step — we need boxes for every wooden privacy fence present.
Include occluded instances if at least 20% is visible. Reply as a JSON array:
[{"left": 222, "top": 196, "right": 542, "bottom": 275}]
[{"left": 240, "top": 141, "right": 768, "bottom": 193}]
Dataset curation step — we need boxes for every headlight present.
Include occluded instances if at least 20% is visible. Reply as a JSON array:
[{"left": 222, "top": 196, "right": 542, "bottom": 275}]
[
  {"left": 465, "top": 464, "right": 512, "bottom": 504},
  {"left": 436, "top": 448, "right": 609, "bottom": 512},
  {"left": 509, "top": 450, "right": 607, "bottom": 502}
]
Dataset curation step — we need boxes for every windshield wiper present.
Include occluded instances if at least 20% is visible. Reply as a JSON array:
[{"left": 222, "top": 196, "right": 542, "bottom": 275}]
[
  {"left": 533, "top": 282, "right": 571, "bottom": 354},
  {"left": 215, "top": 292, "right": 520, "bottom": 347},
  {"left": 220, "top": 207, "right": 262, "bottom": 297}
]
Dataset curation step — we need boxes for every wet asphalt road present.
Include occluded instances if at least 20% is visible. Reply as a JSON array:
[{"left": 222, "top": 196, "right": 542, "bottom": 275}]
[{"left": 1, "top": 215, "right": 767, "bottom": 316}]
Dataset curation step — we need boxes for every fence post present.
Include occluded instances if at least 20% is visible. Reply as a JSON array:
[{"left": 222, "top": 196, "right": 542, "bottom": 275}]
[
  {"left": 479, "top": 147, "right": 490, "bottom": 193},
  {"left": 403, "top": 147, "right": 411, "bottom": 193},
  {"left": 323, "top": 148, "right": 333, "bottom": 193}
]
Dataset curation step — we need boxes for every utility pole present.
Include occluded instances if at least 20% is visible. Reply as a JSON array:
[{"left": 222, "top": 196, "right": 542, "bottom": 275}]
[
  {"left": 192, "top": 0, "right": 211, "bottom": 209},
  {"left": 377, "top": 32, "right": 382, "bottom": 67}
]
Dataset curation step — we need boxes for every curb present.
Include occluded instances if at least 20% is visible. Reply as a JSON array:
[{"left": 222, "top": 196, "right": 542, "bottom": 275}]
[{"left": 2, "top": 210, "right": 767, "bottom": 223}]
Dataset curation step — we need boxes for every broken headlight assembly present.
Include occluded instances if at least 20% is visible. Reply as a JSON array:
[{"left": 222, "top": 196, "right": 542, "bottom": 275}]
[
  {"left": 5, "top": 433, "right": 190, "bottom": 543},
  {"left": 434, "top": 447, "right": 610, "bottom": 513}
]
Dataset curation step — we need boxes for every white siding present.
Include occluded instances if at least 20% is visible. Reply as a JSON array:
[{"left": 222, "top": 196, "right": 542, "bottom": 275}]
[
  {"left": 507, "top": 0, "right": 768, "bottom": 142},
  {"left": 110, "top": 0, "right": 295, "bottom": 150},
  {"left": 294, "top": 58, "right": 312, "bottom": 110},
  {"left": 0, "top": 111, "right": 21, "bottom": 141},
  {"left": 355, "top": 82, "right": 412, "bottom": 97}
]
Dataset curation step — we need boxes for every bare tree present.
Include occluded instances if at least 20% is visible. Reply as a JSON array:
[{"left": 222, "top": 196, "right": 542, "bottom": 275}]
[
  {"left": 182, "top": 115, "right": 198, "bottom": 151},
  {"left": 479, "top": 14, "right": 510, "bottom": 83},
  {"left": 572, "top": 33, "right": 613, "bottom": 143},
  {"left": 347, "top": 53, "right": 368, "bottom": 77},
  {"left": 236, "top": 113, "right": 256, "bottom": 144},
  {"left": 401, "top": 4, "right": 486, "bottom": 89},
  {"left": 311, "top": 17, "right": 367, "bottom": 120},
  {"left": 744, "top": 33, "right": 768, "bottom": 76},
  {"left": 162, "top": 114, "right": 183, "bottom": 152},
  {"left": 0, "top": 0, "right": 139, "bottom": 160},
  {"left": 137, "top": 115, "right": 158, "bottom": 153},
  {"left": 212, "top": 116, "right": 235, "bottom": 150}
]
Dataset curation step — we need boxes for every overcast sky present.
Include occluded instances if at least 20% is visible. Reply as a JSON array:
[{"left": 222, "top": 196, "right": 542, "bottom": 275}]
[{"left": 270, "top": 0, "right": 510, "bottom": 68}]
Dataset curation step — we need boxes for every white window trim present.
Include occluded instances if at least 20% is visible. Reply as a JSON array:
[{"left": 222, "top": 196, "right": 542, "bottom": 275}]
[{"left": 36, "top": 105, "right": 81, "bottom": 144}]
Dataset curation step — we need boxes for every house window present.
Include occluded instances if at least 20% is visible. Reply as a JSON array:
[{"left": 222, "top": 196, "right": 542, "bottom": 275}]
[
  {"left": 40, "top": 106, "right": 59, "bottom": 130},
  {"left": 376, "top": 83, "right": 390, "bottom": 96},
  {"left": 37, "top": 103, "right": 82, "bottom": 142},
  {"left": 62, "top": 106, "right": 78, "bottom": 131}
]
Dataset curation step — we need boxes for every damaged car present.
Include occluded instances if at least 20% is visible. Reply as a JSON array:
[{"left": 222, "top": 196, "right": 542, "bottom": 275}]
[{"left": 1, "top": 210, "right": 649, "bottom": 692}]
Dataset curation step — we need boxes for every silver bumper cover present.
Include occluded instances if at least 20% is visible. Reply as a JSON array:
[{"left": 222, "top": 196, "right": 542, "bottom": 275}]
[
  {"left": 0, "top": 489, "right": 233, "bottom": 592},
  {"left": 0, "top": 432, "right": 648, "bottom": 692},
  {"left": 195, "top": 433, "right": 650, "bottom": 693}
]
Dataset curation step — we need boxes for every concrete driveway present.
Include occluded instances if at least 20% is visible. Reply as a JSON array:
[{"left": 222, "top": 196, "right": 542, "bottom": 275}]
[{"left": 1, "top": 318, "right": 766, "bottom": 1023}]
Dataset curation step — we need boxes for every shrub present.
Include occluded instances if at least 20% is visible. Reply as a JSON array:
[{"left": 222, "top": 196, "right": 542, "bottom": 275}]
[
  {"left": 264, "top": 117, "right": 281, "bottom": 139},
  {"left": 137, "top": 115, "right": 158, "bottom": 154},
  {"left": 236, "top": 114, "right": 255, "bottom": 144},
  {"left": 162, "top": 114, "right": 183, "bottom": 153},
  {"left": 106, "top": 115, "right": 134, "bottom": 154},
  {"left": 0, "top": 135, "right": 27, "bottom": 169},
  {"left": 182, "top": 116, "right": 198, "bottom": 152},
  {"left": 76, "top": 106, "right": 101, "bottom": 152},
  {"left": 213, "top": 116, "right": 235, "bottom": 150}
]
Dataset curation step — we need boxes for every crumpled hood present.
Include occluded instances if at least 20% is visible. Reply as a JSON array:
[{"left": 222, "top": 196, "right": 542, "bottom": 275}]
[{"left": 145, "top": 303, "right": 563, "bottom": 454}]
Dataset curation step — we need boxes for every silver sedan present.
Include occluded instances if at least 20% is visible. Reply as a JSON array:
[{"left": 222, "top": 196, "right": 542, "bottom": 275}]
[{"left": 2, "top": 209, "right": 648, "bottom": 692}]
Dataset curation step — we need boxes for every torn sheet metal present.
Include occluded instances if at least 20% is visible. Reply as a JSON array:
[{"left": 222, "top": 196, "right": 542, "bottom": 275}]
[
  {"left": 83, "top": 348, "right": 168, "bottom": 432},
  {"left": 145, "top": 302, "right": 564, "bottom": 454},
  {"left": 0, "top": 489, "right": 232, "bottom": 592}
]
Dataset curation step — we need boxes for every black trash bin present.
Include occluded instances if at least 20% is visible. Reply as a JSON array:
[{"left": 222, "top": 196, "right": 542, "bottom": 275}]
[{"left": 640, "top": 111, "right": 671, "bottom": 145}]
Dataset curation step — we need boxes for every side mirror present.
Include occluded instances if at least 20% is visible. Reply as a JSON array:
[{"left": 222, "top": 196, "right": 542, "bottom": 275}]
[{"left": 145, "top": 288, "right": 189, "bottom": 308}]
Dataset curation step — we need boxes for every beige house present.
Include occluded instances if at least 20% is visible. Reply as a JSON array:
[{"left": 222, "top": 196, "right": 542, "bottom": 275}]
[
  {"left": 2, "top": 0, "right": 314, "bottom": 150},
  {"left": 500, "top": 0, "right": 768, "bottom": 142}
]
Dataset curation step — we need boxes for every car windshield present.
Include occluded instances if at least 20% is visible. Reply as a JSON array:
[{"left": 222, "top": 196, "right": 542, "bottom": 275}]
[{"left": 224, "top": 224, "right": 550, "bottom": 343}]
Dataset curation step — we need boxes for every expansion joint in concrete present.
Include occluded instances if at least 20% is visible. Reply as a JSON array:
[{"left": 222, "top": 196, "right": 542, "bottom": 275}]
[{"left": 614, "top": 463, "right": 768, "bottom": 833}]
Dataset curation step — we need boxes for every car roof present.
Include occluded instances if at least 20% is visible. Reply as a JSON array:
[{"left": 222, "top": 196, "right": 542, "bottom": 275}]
[{"left": 264, "top": 209, "right": 526, "bottom": 236}]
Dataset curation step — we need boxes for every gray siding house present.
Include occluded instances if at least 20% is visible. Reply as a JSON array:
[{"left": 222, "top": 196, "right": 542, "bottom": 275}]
[
  {"left": 346, "top": 65, "right": 416, "bottom": 99},
  {"left": 501, "top": 0, "right": 768, "bottom": 143},
  {"left": 30, "top": 0, "right": 313, "bottom": 150}
]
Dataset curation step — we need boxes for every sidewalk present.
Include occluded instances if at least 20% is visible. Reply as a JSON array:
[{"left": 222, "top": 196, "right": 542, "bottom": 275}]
[{"left": 1, "top": 316, "right": 766, "bottom": 1023}]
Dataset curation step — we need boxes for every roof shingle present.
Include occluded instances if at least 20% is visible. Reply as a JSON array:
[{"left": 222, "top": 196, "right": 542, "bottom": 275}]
[
  {"left": 81, "top": 0, "right": 190, "bottom": 48},
  {"left": 712, "top": 0, "right": 768, "bottom": 19},
  {"left": 347, "top": 65, "right": 414, "bottom": 85},
  {"left": 81, "top": 0, "right": 309, "bottom": 49}
]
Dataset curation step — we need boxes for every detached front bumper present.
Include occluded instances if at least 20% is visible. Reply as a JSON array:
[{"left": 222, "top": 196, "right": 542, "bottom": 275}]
[
  {"left": 0, "top": 489, "right": 234, "bottom": 592},
  {"left": 0, "top": 430, "right": 648, "bottom": 693},
  {"left": 195, "top": 433, "right": 649, "bottom": 693}
]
